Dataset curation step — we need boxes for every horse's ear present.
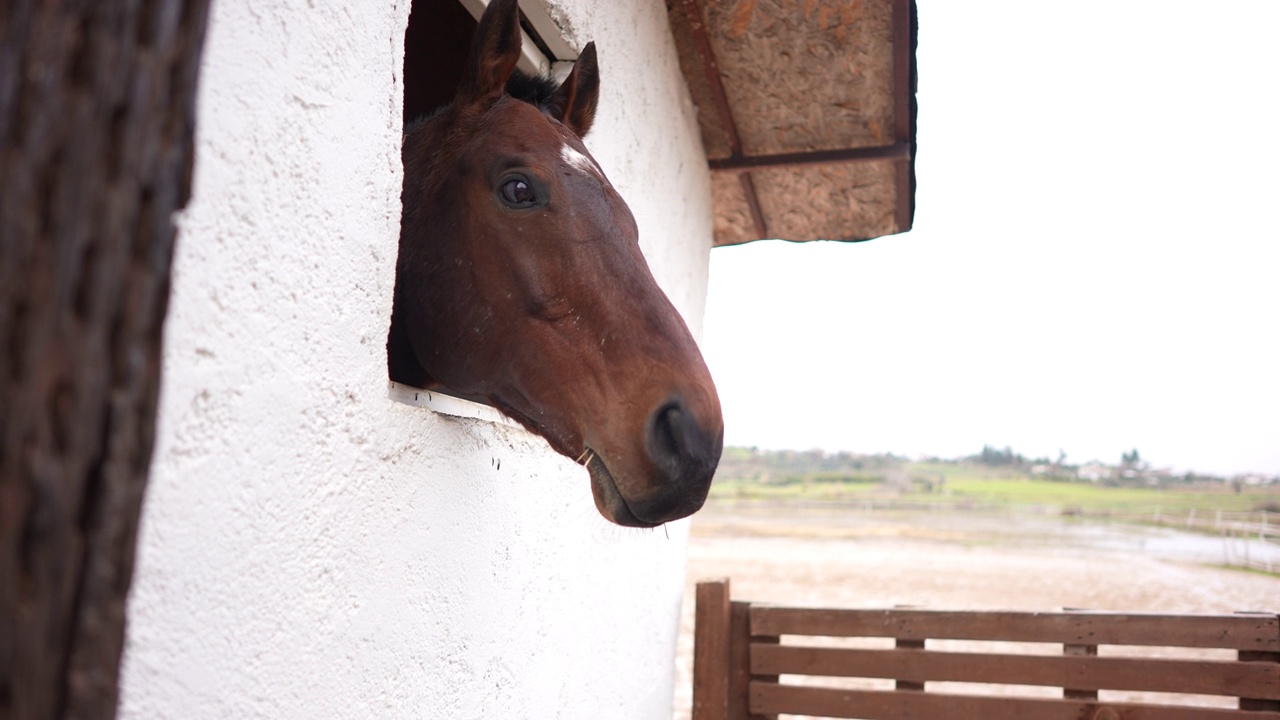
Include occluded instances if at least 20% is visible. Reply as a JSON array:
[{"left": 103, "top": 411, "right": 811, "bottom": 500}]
[
  {"left": 457, "top": 0, "right": 523, "bottom": 107},
  {"left": 550, "top": 43, "right": 599, "bottom": 136}
]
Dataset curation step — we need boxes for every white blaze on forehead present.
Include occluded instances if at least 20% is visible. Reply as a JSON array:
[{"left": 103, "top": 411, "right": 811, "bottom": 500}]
[{"left": 560, "top": 144, "right": 604, "bottom": 180}]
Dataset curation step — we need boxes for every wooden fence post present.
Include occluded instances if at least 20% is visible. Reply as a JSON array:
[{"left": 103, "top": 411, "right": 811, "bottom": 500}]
[
  {"left": 894, "top": 604, "right": 925, "bottom": 691},
  {"left": 729, "top": 601, "right": 777, "bottom": 720},
  {"left": 1063, "top": 643, "right": 1099, "bottom": 700},
  {"left": 694, "top": 580, "right": 731, "bottom": 720},
  {"left": 1238, "top": 612, "right": 1280, "bottom": 711},
  {"left": 1063, "top": 608, "right": 1099, "bottom": 700},
  {"left": 894, "top": 637, "right": 926, "bottom": 691}
]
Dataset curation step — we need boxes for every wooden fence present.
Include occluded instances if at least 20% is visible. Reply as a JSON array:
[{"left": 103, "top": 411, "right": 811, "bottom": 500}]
[
  {"left": 1147, "top": 509, "right": 1276, "bottom": 535},
  {"left": 693, "top": 579, "right": 1280, "bottom": 720},
  {"left": 1146, "top": 509, "right": 1280, "bottom": 573}
]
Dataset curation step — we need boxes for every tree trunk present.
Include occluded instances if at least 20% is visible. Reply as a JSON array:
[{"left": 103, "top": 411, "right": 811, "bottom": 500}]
[{"left": 1, "top": 1, "right": 210, "bottom": 717}]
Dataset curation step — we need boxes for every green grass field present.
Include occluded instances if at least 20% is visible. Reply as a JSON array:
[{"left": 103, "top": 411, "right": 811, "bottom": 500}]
[
  {"left": 710, "top": 458, "right": 1280, "bottom": 516},
  {"left": 936, "top": 476, "right": 1272, "bottom": 513}
]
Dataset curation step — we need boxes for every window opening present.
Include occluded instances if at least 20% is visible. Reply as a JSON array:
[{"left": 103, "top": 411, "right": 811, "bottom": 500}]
[{"left": 391, "top": 0, "right": 578, "bottom": 413}]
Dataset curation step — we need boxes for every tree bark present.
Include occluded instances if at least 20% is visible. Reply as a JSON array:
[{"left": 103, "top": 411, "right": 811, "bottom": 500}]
[{"left": 1, "top": 1, "right": 210, "bottom": 717}]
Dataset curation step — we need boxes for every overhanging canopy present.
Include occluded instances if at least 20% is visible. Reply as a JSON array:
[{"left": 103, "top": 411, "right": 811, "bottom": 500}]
[{"left": 665, "top": 0, "right": 918, "bottom": 246}]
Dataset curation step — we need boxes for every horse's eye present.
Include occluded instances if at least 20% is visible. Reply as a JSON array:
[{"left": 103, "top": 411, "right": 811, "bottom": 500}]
[{"left": 499, "top": 176, "right": 538, "bottom": 208}]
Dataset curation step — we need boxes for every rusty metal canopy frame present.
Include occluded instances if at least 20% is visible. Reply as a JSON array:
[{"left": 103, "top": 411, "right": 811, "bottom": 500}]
[{"left": 666, "top": 0, "right": 918, "bottom": 246}]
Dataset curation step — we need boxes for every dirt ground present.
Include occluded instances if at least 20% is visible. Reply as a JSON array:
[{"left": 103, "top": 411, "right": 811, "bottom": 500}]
[{"left": 671, "top": 501, "right": 1280, "bottom": 719}]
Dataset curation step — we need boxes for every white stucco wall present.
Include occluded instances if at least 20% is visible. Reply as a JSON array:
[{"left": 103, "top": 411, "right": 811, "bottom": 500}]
[{"left": 119, "top": 1, "right": 713, "bottom": 718}]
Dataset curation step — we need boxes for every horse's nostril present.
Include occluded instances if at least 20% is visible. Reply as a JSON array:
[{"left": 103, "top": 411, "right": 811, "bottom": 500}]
[
  {"left": 648, "top": 401, "right": 686, "bottom": 473},
  {"left": 637, "top": 396, "right": 720, "bottom": 523},
  {"left": 646, "top": 397, "right": 718, "bottom": 481}
]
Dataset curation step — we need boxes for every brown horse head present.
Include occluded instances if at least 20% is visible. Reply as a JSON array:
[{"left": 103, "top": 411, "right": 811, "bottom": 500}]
[{"left": 391, "top": 0, "right": 723, "bottom": 527}]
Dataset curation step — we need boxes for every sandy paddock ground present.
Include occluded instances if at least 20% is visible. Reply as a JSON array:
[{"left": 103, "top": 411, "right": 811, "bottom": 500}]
[{"left": 671, "top": 502, "right": 1280, "bottom": 719}]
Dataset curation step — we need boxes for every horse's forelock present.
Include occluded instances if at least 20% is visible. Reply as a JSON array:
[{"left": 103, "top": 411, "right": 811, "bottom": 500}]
[{"left": 505, "top": 69, "right": 562, "bottom": 116}]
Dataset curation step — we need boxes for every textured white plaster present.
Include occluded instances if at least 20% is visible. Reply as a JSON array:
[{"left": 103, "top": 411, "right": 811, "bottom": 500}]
[{"left": 120, "top": 0, "right": 713, "bottom": 718}]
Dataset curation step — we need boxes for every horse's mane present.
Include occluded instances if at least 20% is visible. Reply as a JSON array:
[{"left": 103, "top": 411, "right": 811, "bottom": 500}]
[{"left": 405, "top": 70, "right": 561, "bottom": 136}]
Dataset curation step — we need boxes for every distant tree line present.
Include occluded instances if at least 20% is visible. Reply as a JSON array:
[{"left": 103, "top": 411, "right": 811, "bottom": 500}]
[
  {"left": 974, "top": 445, "right": 1024, "bottom": 466},
  {"left": 715, "top": 446, "right": 1276, "bottom": 490}
]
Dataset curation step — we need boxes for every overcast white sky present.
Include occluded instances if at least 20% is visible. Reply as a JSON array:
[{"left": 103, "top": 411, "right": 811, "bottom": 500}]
[{"left": 700, "top": 1, "right": 1280, "bottom": 476}]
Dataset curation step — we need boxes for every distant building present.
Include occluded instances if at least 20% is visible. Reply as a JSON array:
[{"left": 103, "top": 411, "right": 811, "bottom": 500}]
[{"left": 1078, "top": 463, "right": 1112, "bottom": 482}]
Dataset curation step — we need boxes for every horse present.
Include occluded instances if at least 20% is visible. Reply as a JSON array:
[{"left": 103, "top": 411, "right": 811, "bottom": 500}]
[{"left": 389, "top": 0, "right": 723, "bottom": 527}]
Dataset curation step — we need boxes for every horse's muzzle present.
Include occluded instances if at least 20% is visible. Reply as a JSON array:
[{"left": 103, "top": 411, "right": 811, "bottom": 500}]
[{"left": 587, "top": 396, "right": 722, "bottom": 528}]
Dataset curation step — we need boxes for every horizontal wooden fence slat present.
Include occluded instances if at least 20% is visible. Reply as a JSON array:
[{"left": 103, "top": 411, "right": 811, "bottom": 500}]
[
  {"left": 750, "top": 607, "right": 1280, "bottom": 651},
  {"left": 750, "top": 644, "right": 1280, "bottom": 699},
  {"left": 748, "top": 683, "right": 1280, "bottom": 720}
]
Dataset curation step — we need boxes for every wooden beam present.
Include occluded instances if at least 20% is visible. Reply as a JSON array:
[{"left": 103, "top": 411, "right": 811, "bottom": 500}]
[
  {"left": 677, "top": 0, "right": 743, "bottom": 155},
  {"left": 892, "top": 0, "right": 917, "bottom": 233},
  {"left": 737, "top": 173, "right": 768, "bottom": 240},
  {"left": 677, "top": 0, "right": 769, "bottom": 239},
  {"left": 709, "top": 144, "right": 910, "bottom": 172}
]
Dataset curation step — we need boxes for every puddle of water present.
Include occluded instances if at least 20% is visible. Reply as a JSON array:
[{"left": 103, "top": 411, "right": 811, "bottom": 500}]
[{"left": 695, "top": 502, "right": 1280, "bottom": 571}]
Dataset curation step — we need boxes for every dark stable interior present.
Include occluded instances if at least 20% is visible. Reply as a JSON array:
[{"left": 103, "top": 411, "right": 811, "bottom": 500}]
[
  {"left": 403, "top": 0, "right": 474, "bottom": 127},
  {"left": 389, "top": 0, "right": 474, "bottom": 387}
]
